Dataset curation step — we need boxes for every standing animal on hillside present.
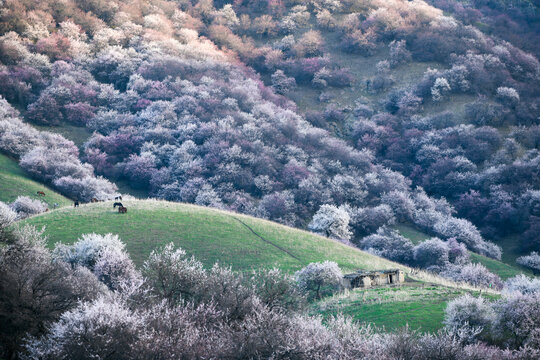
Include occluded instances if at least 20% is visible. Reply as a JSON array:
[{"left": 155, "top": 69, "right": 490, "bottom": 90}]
[
  {"left": 37, "top": 191, "right": 45, "bottom": 196},
  {"left": 113, "top": 202, "right": 123, "bottom": 208},
  {"left": 74, "top": 200, "right": 79, "bottom": 207},
  {"left": 118, "top": 206, "right": 127, "bottom": 214},
  {"left": 91, "top": 198, "right": 98, "bottom": 203}
]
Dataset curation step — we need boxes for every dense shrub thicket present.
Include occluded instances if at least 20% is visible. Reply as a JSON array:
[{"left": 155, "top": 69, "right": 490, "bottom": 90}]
[
  {"left": 303, "top": 1, "right": 540, "bottom": 252},
  {"left": 352, "top": 97, "right": 540, "bottom": 251},
  {"left": 0, "top": 2, "right": 537, "bottom": 358},
  {"left": 445, "top": 287, "right": 540, "bottom": 349},
  {"left": 321, "top": 2, "right": 540, "bottom": 253},
  {"left": 428, "top": 0, "right": 540, "bottom": 58},
  {"left": 1, "top": 223, "right": 538, "bottom": 359}
]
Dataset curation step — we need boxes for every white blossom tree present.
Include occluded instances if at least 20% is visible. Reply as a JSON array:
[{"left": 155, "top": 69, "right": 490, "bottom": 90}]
[
  {"left": 308, "top": 204, "right": 352, "bottom": 242},
  {"left": 516, "top": 252, "right": 540, "bottom": 274},
  {"left": 25, "top": 296, "right": 146, "bottom": 359},
  {"left": 413, "top": 237, "right": 449, "bottom": 270},
  {"left": 496, "top": 87, "right": 520, "bottom": 107},
  {"left": 53, "top": 233, "right": 139, "bottom": 290},
  {"left": 9, "top": 196, "right": 47, "bottom": 219},
  {"left": 504, "top": 275, "right": 540, "bottom": 295},
  {"left": 441, "top": 263, "right": 503, "bottom": 289},
  {"left": 294, "top": 261, "right": 343, "bottom": 300},
  {"left": 431, "top": 77, "right": 451, "bottom": 101},
  {"left": 142, "top": 243, "right": 207, "bottom": 304},
  {"left": 493, "top": 293, "right": 540, "bottom": 349},
  {"left": 444, "top": 294, "right": 495, "bottom": 343},
  {"left": 0, "top": 201, "right": 17, "bottom": 229},
  {"left": 53, "top": 233, "right": 126, "bottom": 269}
]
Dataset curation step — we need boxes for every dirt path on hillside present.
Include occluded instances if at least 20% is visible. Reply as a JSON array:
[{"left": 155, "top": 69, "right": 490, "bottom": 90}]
[{"left": 231, "top": 216, "right": 303, "bottom": 263}]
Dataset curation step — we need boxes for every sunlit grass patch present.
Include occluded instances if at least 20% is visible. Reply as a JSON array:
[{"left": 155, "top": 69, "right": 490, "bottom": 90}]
[{"left": 314, "top": 284, "right": 499, "bottom": 333}]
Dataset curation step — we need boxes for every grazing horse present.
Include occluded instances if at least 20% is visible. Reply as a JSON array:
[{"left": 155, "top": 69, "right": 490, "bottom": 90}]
[
  {"left": 37, "top": 191, "right": 45, "bottom": 196},
  {"left": 118, "top": 206, "right": 127, "bottom": 214},
  {"left": 113, "top": 202, "right": 123, "bottom": 208},
  {"left": 74, "top": 200, "right": 79, "bottom": 207},
  {"left": 115, "top": 196, "right": 122, "bottom": 201},
  {"left": 91, "top": 198, "right": 98, "bottom": 203}
]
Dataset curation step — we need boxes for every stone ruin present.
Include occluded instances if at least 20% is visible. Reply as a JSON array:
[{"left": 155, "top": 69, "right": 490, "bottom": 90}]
[{"left": 343, "top": 269, "right": 405, "bottom": 289}]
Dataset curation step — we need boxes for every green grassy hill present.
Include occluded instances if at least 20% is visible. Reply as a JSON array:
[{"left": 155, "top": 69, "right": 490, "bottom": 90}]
[
  {"left": 0, "top": 153, "right": 72, "bottom": 208},
  {"left": 21, "top": 199, "right": 522, "bottom": 284},
  {"left": 469, "top": 252, "right": 533, "bottom": 279},
  {"left": 20, "top": 199, "right": 405, "bottom": 273}
]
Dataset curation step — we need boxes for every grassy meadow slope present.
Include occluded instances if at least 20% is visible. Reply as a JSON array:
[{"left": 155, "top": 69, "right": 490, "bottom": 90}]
[
  {"left": 315, "top": 284, "right": 499, "bottom": 333},
  {"left": 20, "top": 198, "right": 523, "bottom": 280},
  {"left": 21, "top": 199, "right": 404, "bottom": 272},
  {"left": 468, "top": 252, "right": 533, "bottom": 280},
  {"left": 19, "top": 199, "right": 506, "bottom": 332},
  {"left": 0, "top": 153, "right": 72, "bottom": 207}
]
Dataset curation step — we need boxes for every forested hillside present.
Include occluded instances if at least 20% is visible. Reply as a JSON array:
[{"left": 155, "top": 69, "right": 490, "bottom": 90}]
[
  {"left": 4, "top": 0, "right": 531, "bottom": 260},
  {"left": 196, "top": 0, "right": 540, "bottom": 256}
]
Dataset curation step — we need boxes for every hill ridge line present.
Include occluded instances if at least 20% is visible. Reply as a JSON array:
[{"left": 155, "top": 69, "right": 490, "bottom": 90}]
[{"left": 231, "top": 216, "right": 303, "bottom": 263}]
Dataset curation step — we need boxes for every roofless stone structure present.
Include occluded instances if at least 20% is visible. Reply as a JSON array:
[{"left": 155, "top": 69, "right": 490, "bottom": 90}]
[{"left": 343, "top": 269, "right": 404, "bottom": 289}]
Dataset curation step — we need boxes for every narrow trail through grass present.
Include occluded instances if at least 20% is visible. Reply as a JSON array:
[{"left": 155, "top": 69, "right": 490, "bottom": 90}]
[{"left": 232, "top": 216, "right": 303, "bottom": 263}]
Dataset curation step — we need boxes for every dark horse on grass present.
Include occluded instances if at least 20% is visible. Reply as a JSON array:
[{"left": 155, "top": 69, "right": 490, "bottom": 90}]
[{"left": 118, "top": 206, "right": 127, "bottom": 214}]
